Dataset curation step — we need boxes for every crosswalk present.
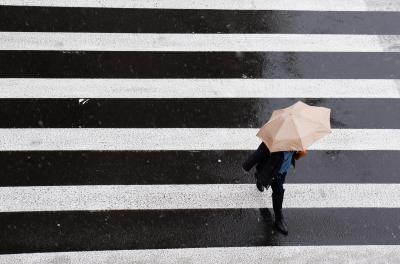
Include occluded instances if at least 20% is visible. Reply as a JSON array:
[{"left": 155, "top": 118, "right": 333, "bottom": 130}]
[
  {"left": 1, "top": 79, "right": 400, "bottom": 98},
  {"left": 3, "top": 246, "right": 400, "bottom": 264},
  {"left": 3, "top": 184, "right": 400, "bottom": 212},
  {"left": 0, "top": 0, "right": 400, "bottom": 263},
  {"left": 4, "top": 33, "right": 400, "bottom": 52},
  {"left": 0, "top": 128, "right": 400, "bottom": 150},
  {"left": 2, "top": 0, "right": 400, "bottom": 11}
]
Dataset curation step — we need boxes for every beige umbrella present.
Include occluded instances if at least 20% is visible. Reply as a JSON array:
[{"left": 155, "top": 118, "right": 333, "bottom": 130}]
[{"left": 256, "top": 101, "right": 331, "bottom": 152}]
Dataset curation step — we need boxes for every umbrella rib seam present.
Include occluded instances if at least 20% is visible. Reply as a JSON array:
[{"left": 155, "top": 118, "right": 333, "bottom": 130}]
[{"left": 290, "top": 117, "right": 304, "bottom": 150}]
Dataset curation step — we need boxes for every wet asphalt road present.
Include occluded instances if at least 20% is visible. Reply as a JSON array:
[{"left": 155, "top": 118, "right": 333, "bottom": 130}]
[
  {"left": 2, "top": 208, "right": 400, "bottom": 253},
  {"left": 0, "top": 3, "right": 400, "bottom": 256},
  {"left": 2, "top": 51, "right": 400, "bottom": 79},
  {"left": 0, "top": 98, "right": 399, "bottom": 128},
  {"left": 2, "top": 6, "right": 400, "bottom": 34},
  {"left": 0, "top": 150, "right": 399, "bottom": 186}
]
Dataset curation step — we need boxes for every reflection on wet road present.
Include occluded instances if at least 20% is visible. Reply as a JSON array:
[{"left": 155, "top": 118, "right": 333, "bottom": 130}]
[{"left": 0, "top": 98, "right": 399, "bottom": 128}]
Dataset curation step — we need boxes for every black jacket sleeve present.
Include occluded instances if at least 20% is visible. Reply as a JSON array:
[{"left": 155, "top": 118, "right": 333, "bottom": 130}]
[
  {"left": 269, "top": 152, "right": 284, "bottom": 176},
  {"left": 254, "top": 151, "right": 283, "bottom": 186},
  {"left": 242, "top": 142, "right": 269, "bottom": 171}
]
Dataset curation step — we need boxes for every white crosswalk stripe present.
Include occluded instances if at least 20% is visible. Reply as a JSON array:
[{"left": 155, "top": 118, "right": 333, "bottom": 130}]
[
  {"left": 3, "top": 33, "right": 400, "bottom": 52},
  {"left": 1, "top": 0, "right": 400, "bottom": 11},
  {"left": 0, "top": 128, "right": 399, "bottom": 151},
  {"left": 1, "top": 246, "right": 400, "bottom": 264},
  {"left": 1, "top": 184, "right": 400, "bottom": 212},
  {"left": 1, "top": 79, "right": 399, "bottom": 98}
]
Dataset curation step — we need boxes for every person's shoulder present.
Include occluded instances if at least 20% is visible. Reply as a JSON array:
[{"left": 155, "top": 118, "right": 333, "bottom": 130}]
[
  {"left": 260, "top": 142, "right": 271, "bottom": 154},
  {"left": 272, "top": 151, "right": 284, "bottom": 159}
]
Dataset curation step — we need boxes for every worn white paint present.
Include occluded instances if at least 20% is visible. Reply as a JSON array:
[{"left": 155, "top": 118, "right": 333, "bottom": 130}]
[
  {"left": 0, "top": 128, "right": 399, "bottom": 151},
  {"left": 1, "top": 0, "right": 400, "bottom": 11},
  {"left": 2, "top": 33, "right": 400, "bottom": 52},
  {"left": 1, "top": 78, "right": 399, "bottom": 98},
  {"left": 2, "top": 246, "right": 400, "bottom": 264},
  {"left": 0, "top": 184, "right": 399, "bottom": 212}
]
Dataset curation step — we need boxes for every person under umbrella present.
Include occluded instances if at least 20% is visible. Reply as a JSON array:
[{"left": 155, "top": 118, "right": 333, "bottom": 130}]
[{"left": 242, "top": 101, "right": 331, "bottom": 235}]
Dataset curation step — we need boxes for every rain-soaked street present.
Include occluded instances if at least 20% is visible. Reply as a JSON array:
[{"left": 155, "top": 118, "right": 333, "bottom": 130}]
[{"left": 1, "top": 1, "right": 400, "bottom": 263}]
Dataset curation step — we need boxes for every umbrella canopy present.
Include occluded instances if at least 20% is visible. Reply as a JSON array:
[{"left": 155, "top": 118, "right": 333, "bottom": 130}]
[{"left": 256, "top": 101, "right": 331, "bottom": 152}]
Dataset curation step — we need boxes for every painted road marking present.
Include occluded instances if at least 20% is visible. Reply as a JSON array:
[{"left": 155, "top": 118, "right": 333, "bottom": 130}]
[
  {"left": 1, "top": 184, "right": 400, "bottom": 212},
  {"left": 1, "top": 246, "right": 400, "bottom": 264},
  {"left": 0, "top": 128, "right": 399, "bottom": 151},
  {"left": 1, "top": 0, "right": 399, "bottom": 11},
  {"left": 1, "top": 79, "right": 399, "bottom": 98},
  {"left": 2, "top": 33, "right": 400, "bottom": 52}
]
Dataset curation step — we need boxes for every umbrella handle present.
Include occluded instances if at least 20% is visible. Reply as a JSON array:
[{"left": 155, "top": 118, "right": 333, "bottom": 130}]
[{"left": 294, "top": 150, "right": 308, "bottom": 160}]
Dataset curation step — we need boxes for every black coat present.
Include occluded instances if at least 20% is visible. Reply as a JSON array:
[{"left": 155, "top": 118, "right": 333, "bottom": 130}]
[{"left": 242, "top": 143, "right": 296, "bottom": 186}]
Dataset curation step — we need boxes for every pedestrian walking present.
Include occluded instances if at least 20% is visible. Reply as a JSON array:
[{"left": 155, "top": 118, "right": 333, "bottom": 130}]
[
  {"left": 243, "top": 143, "right": 307, "bottom": 235},
  {"left": 242, "top": 101, "right": 331, "bottom": 235}
]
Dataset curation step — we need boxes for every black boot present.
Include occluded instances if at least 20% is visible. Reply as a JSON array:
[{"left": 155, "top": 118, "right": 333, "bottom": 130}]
[
  {"left": 256, "top": 180, "right": 264, "bottom": 192},
  {"left": 254, "top": 174, "right": 264, "bottom": 192},
  {"left": 272, "top": 190, "right": 288, "bottom": 235}
]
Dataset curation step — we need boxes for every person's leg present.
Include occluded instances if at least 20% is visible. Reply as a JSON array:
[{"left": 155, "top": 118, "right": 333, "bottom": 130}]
[
  {"left": 254, "top": 172, "right": 264, "bottom": 192},
  {"left": 271, "top": 172, "right": 288, "bottom": 235}
]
